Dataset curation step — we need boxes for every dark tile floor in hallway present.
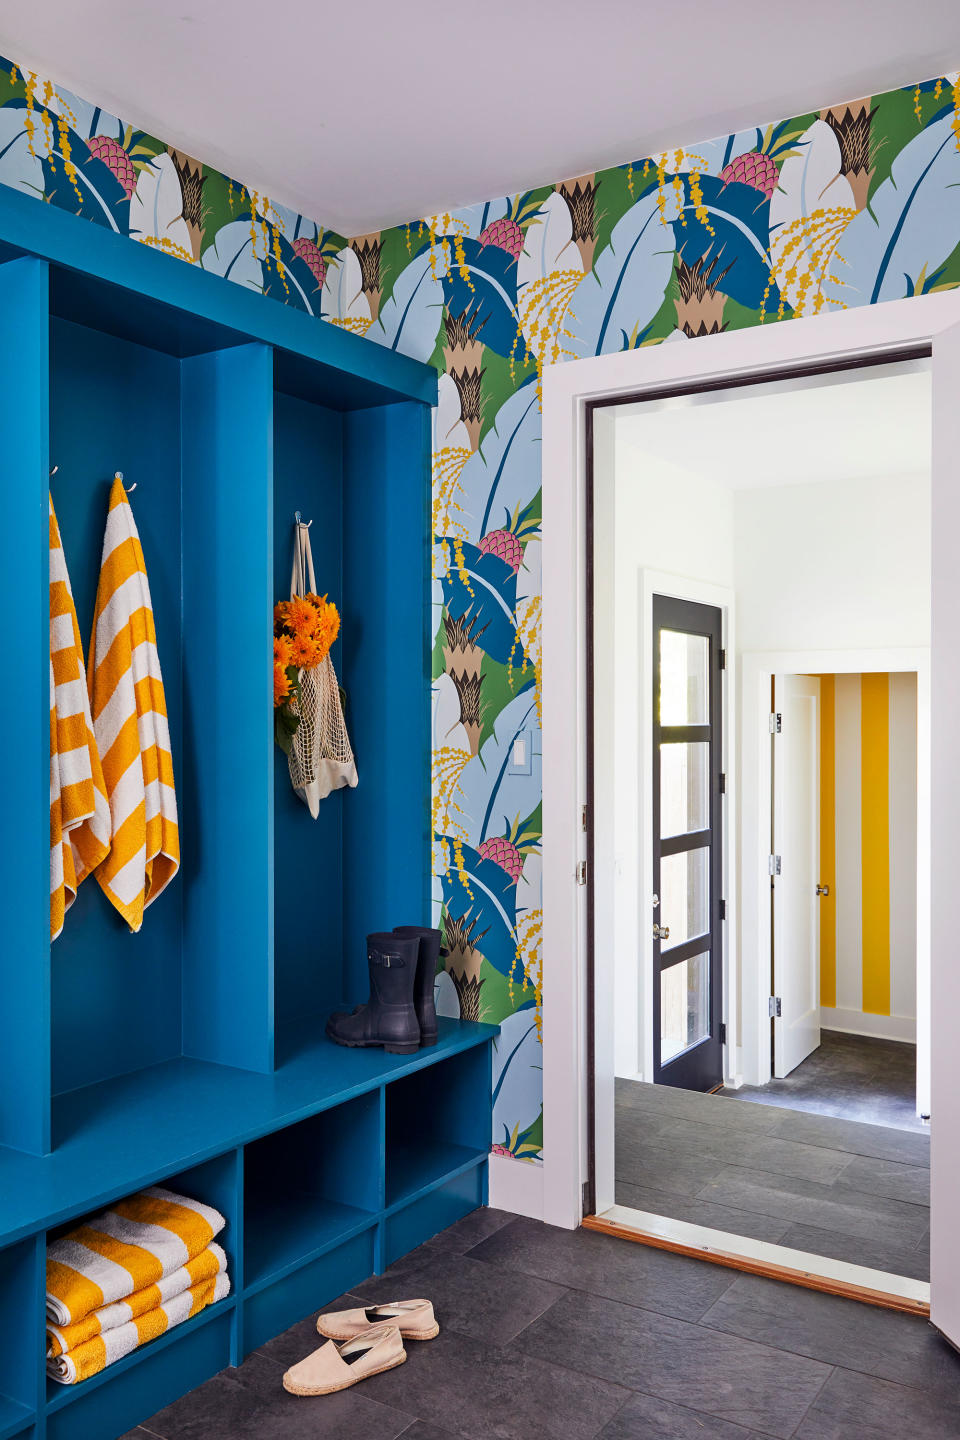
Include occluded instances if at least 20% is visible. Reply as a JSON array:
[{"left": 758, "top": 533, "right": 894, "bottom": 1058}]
[
  {"left": 722, "top": 1031, "right": 924, "bottom": 1131},
  {"left": 120, "top": 1206, "right": 960, "bottom": 1440},
  {"left": 615, "top": 1037, "right": 930, "bottom": 1279}
]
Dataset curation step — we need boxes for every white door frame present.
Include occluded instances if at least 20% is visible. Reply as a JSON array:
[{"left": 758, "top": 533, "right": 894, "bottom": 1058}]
[
  {"left": 740, "top": 648, "right": 930, "bottom": 1105},
  {"left": 539, "top": 295, "right": 958, "bottom": 1283}
]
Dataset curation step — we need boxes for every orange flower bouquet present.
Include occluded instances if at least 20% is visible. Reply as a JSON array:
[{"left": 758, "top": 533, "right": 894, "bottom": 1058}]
[{"left": 273, "top": 592, "right": 340, "bottom": 753}]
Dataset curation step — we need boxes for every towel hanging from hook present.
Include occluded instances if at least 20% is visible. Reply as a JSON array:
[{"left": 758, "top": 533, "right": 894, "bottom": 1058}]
[{"left": 294, "top": 511, "right": 313, "bottom": 528}]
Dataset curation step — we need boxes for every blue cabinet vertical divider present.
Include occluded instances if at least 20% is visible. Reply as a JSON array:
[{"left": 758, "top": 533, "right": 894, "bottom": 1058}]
[{"left": 0, "top": 185, "right": 497, "bottom": 1440}]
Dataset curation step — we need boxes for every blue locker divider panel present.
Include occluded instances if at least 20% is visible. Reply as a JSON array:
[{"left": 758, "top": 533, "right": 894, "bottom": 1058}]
[
  {"left": 341, "top": 402, "right": 432, "bottom": 1002},
  {"left": 243, "top": 1226, "right": 376, "bottom": 1354},
  {"left": 50, "top": 316, "right": 184, "bottom": 1100},
  {"left": 383, "top": 1165, "right": 486, "bottom": 1270},
  {"left": 181, "top": 343, "right": 275, "bottom": 1074},
  {"left": 46, "top": 1306, "right": 233, "bottom": 1440},
  {"left": 0, "top": 257, "right": 50, "bottom": 1156},
  {"left": 272, "top": 390, "right": 345, "bottom": 1025},
  {"left": 0, "top": 1240, "right": 41, "bottom": 1434}
]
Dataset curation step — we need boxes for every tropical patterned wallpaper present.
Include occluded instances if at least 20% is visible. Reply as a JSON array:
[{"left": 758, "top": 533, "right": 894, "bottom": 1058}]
[{"left": 4, "top": 57, "right": 960, "bottom": 1166}]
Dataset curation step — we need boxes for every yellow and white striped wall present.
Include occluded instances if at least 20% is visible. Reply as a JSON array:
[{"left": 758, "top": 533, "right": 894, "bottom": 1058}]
[{"left": 818, "top": 673, "right": 918, "bottom": 1042}]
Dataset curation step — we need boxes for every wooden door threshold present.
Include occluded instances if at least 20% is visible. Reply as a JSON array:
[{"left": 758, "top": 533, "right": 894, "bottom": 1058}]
[{"left": 583, "top": 1206, "right": 930, "bottom": 1316}]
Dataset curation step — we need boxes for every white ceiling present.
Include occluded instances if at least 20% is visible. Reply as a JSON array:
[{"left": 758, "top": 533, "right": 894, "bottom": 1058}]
[
  {"left": 2, "top": 2, "right": 960, "bottom": 235},
  {"left": 614, "top": 364, "right": 932, "bottom": 490}
]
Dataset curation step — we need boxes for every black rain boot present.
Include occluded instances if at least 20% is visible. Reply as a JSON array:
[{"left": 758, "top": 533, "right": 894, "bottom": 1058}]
[
  {"left": 326, "top": 933, "right": 421, "bottom": 1055},
  {"left": 393, "top": 926, "right": 441, "bottom": 1046}
]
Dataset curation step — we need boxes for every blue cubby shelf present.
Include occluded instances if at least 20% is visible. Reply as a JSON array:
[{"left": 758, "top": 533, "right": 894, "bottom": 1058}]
[{"left": 0, "top": 181, "right": 497, "bottom": 1440}]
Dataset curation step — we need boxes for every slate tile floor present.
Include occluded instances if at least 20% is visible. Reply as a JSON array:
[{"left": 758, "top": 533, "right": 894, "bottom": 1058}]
[
  {"left": 615, "top": 1037, "right": 931, "bottom": 1280},
  {"left": 120, "top": 1206, "right": 960, "bottom": 1440}
]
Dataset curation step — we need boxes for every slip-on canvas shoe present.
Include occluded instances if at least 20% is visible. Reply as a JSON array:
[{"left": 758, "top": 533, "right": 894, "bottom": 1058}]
[
  {"left": 282, "top": 1322, "right": 406, "bottom": 1396},
  {"left": 317, "top": 1298, "right": 439, "bottom": 1342}
]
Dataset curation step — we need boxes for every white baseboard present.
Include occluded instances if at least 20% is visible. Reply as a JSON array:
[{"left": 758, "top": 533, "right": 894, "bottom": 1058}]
[
  {"left": 821, "top": 1007, "right": 917, "bottom": 1043},
  {"left": 488, "top": 1153, "right": 544, "bottom": 1220}
]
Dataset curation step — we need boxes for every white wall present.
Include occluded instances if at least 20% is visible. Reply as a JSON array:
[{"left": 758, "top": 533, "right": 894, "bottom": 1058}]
[
  {"left": 602, "top": 424, "right": 735, "bottom": 1077},
  {"left": 600, "top": 419, "right": 930, "bottom": 1080},
  {"left": 734, "top": 473, "right": 931, "bottom": 653}
]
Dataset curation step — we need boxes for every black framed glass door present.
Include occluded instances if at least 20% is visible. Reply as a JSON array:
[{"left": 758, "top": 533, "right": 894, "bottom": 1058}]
[{"left": 652, "top": 594, "right": 724, "bottom": 1091}]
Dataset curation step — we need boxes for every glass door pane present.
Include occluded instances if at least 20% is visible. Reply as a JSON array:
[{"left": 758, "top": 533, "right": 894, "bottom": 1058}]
[
  {"left": 661, "top": 952, "right": 711, "bottom": 1063},
  {"left": 659, "top": 630, "right": 710, "bottom": 724},
  {"left": 660, "top": 742, "right": 710, "bottom": 837},
  {"left": 660, "top": 847, "right": 710, "bottom": 951}
]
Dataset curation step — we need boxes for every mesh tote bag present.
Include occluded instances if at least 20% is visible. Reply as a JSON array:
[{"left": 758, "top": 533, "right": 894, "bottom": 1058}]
[{"left": 287, "top": 520, "right": 358, "bottom": 817}]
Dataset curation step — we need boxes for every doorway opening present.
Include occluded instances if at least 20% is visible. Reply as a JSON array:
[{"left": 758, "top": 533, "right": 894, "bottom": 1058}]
[{"left": 589, "top": 354, "right": 932, "bottom": 1302}]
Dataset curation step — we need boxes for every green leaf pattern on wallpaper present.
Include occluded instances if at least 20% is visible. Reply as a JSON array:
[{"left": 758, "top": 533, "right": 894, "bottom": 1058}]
[{"left": 5, "top": 58, "right": 960, "bottom": 1163}]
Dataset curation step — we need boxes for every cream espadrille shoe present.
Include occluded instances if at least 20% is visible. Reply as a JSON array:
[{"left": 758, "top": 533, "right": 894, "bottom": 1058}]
[
  {"left": 317, "top": 1298, "right": 439, "bottom": 1342},
  {"left": 282, "top": 1322, "right": 406, "bottom": 1396}
]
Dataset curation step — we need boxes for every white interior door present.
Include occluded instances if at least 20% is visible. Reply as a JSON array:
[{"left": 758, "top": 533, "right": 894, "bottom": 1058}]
[{"left": 772, "top": 674, "right": 821, "bottom": 1078}]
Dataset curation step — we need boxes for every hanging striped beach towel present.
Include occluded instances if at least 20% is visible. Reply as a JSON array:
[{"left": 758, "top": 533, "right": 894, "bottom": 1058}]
[
  {"left": 88, "top": 476, "right": 179, "bottom": 932},
  {"left": 49, "top": 495, "right": 111, "bottom": 941}
]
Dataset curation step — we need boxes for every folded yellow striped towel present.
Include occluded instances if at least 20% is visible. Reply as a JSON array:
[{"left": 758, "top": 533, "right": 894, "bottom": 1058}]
[
  {"left": 48, "top": 1270, "right": 231, "bottom": 1385},
  {"left": 88, "top": 475, "right": 179, "bottom": 932},
  {"left": 46, "top": 1241, "right": 227, "bottom": 1358},
  {"left": 46, "top": 1187, "right": 225, "bottom": 1328},
  {"left": 49, "top": 495, "right": 111, "bottom": 940}
]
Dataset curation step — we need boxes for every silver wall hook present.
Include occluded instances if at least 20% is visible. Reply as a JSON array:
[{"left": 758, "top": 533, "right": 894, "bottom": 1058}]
[
  {"left": 49, "top": 464, "right": 59, "bottom": 478},
  {"left": 117, "top": 469, "right": 137, "bottom": 493},
  {"left": 294, "top": 511, "right": 313, "bottom": 528}
]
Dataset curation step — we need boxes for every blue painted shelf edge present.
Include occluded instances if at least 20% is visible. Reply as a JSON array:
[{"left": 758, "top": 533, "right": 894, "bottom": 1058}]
[
  {"left": 0, "top": 1019, "right": 498, "bottom": 1245},
  {"left": 0, "top": 1396, "right": 34, "bottom": 1440}
]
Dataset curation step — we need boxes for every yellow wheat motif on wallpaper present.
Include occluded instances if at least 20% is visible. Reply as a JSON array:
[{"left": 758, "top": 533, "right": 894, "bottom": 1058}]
[
  {"left": 511, "top": 908, "right": 544, "bottom": 1037},
  {"left": 766, "top": 205, "right": 856, "bottom": 318},
  {"left": 514, "top": 270, "right": 583, "bottom": 397}
]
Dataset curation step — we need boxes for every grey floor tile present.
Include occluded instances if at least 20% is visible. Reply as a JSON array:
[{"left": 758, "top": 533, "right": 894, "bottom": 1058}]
[
  {"left": 835, "top": 1154, "right": 930, "bottom": 1207},
  {"left": 468, "top": 1215, "right": 737, "bottom": 1321},
  {"left": 776, "top": 1223, "right": 930, "bottom": 1281},
  {"left": 614, "top": 1179, "right": 792, "bottom": 1244},
  {"left": 697, "top": 1166, "right": 929, "bottom": 1245},
  {"left": 615, "top": 1135, "right": 726, "bottom": 1197},
  {"left": 596, "top": 1390, "right": 766, "bottom": 1439},
  {"left": 795, "top": 1363, "right": 960, "bottom": 1438},
  {"left": 516, "top": 1288, "right": 830, "bottom": 1439},
  {"left": 764, "top": 1109, "right": 930, "bottom": 1168},
  {"left": 394, "top": 1426, "right": 459, "bottom": 1440},
  {"left": 358, "top": 1324, "right": 628, "bottom": 1440},
  {"left": 700, "top": 1273, "right": 959, "bottom": 1392},
  {"left": 615, "top": 1081, "right": 780, "bottom": 1134},
  {"left": 256, "top": 1310, "right": 332, "bottom": 1369},
  {"left": 646, "top": 1117, "right": 856, "bottom": 1185},
  {"left": 427, "top": 1206, "right": 516, "bottom": 1253},
  {"left": 352, "top": 1251, "right": 569, "bottom": 1343},
  {"left": 117, "top": 1431, "right": 158, "bottom": 1439},
  {"left": 140, "top": 1350, "right": 416, "bottom": 1440}
]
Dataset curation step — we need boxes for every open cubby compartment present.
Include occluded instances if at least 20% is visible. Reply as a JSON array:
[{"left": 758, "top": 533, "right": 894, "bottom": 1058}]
[
  {"left": 243, "top": 1092, "right": 381, "bottom": 1287},
  {"left": 385, "top": 1044, "right": 492, "bottom": 1208},
  {"left": 0, "top": 1237, "right": 42, "bottom": 1440},
  {"left": 383, "top": 1164, "right": 487, "bottom": 1269},
  {"left": 270, "top": 359, "right": 434, "bottom": 1051},
  {"left": 44, "top": 1149, "right": 240, "bottom": 1434},
  {"left": 241, "top": 1224, "right": 376, "bottom": 1354}
]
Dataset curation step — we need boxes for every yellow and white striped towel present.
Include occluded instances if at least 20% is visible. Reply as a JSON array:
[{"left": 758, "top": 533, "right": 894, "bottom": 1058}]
[
  {"left": 46, "top": 1187, "right": 225, "bottom": 1328},
  {"left": 46, "top": 1241, "right": 227, "bottom": 1358},
  {"left": 88, "top": 476, "right": 179, "bottom": 932},
  {"left": 48, "top": 1270, "right": 231, "bottom": 1385},
  {"left": 49, "top": 495, "right": 111, "bottom": 941}
]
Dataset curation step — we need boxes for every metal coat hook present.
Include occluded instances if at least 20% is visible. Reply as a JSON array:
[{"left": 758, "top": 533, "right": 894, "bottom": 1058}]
[
  {"left": 294, "top": 511, "right": 312, "bottom": 528},
  {"left": 117, "top": 470, "right": 137, "bottom": 493},
  {"left": 49, "top": 465, "right": 59, "bottom": 477}
]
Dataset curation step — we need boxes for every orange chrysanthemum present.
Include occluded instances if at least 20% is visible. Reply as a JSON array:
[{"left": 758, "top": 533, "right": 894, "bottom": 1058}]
[
  {"left": 273, "top": 660, "right": 291, "bottom": 708},
  {"left": 287, "top": 596, "right": 318, "bottom": 636},
  {"left": 290, "top": 632, "right": 321, "bottom": 668},
  {"left": 274, "top": 633, "right": 294, "bottom": 668},
  {"left": 306, "top": 594, "right": 340, "bottom": 662}
]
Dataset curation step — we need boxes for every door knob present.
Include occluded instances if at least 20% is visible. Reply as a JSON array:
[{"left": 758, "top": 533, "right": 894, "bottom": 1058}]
[
  {"left": 816, "top": 884, "right": 830, "bottom": 897},
  {"left": 653, "top": 923, "right": 670, "bottom": 941}
]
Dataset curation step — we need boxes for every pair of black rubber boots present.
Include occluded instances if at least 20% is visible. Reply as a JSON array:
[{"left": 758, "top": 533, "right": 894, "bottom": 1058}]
[{"left": 325, "top": 926, "right": 441, "bottom": 1055}]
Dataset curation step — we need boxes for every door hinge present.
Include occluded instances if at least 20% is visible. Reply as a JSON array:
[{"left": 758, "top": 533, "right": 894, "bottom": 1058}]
[
  {"left": 718, "top": 648, "right": 726, "bottom": 670},
  {"left": 768, "top": 854, "right": 782, "bottom": 876},
  {"left": 581, "top": 803, "right": 588, "bottom": 832},
  {"left": 719, "top": 772, "right": 726, "bottom": 794},
  {"left": 769, "top": 712, "right": 782, "bottom": 734},
  {"left": 576, "top": 860, "right": 588, "bottom": 886},
  {"left": 769, "top": 996, "right": 782, "bottom": 1019},
  {"left": 719, "top": 1021, "right": 727, "bottom": 1044},
  {"left": 719, "top": 898, "right": 726, "bottom": 921}
]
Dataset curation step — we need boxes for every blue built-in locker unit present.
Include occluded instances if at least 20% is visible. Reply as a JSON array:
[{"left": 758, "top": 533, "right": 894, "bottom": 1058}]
[{"left": 0, "top": 185, "right": 497, "bottom": 1440}]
